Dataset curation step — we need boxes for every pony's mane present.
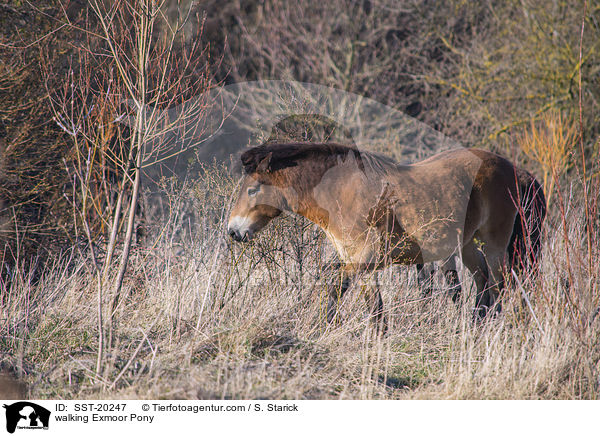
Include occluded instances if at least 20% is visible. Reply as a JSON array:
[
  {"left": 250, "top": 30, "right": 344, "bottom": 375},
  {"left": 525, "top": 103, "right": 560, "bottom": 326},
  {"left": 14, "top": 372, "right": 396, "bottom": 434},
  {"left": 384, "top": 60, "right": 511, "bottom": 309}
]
[{"left": 240, "top": 142, "right": 400, "bottom": 175}]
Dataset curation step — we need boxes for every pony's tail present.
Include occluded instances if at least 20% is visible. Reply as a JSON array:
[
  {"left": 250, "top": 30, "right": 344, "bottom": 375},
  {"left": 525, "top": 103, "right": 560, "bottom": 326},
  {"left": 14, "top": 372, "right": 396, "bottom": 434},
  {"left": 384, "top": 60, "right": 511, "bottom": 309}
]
[{"left": 507, "top": 169, "right": 547, "bottom": 275}]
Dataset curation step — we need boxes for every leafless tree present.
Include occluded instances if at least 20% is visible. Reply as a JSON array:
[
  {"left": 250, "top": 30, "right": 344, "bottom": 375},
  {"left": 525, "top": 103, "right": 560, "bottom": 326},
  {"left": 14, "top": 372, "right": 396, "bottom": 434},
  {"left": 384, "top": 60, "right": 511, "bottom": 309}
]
[{"left": 45, "top": 0, "right": 218, "bottom": 379}]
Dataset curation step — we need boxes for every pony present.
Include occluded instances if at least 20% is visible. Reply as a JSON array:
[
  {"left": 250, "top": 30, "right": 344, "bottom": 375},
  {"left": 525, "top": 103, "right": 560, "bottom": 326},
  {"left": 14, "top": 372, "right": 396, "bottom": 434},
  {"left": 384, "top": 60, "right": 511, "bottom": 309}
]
[{"left": 227, "top": 142, "right": 546, "bottom": 327}]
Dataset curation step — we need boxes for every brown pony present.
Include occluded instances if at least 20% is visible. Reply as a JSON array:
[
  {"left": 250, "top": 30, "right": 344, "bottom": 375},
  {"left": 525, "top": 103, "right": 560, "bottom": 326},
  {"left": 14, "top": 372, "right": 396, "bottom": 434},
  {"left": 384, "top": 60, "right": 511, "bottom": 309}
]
[{"left": 228, "top": 142, "right": 545, "bottom": 326}]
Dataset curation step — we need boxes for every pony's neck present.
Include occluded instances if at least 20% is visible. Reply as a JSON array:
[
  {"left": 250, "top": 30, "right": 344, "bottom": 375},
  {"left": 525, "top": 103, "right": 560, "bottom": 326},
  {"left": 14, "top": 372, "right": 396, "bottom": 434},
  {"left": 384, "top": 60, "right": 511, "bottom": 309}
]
[{"left": 268, "top": 159, "right": 336, "bottom": 229}]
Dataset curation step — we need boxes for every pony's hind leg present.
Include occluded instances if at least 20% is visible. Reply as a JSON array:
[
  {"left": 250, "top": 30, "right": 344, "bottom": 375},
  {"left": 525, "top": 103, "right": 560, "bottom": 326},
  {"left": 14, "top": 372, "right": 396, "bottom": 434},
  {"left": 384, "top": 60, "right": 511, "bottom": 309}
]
[
  {"left": 477, "top": 215, "right": 515, "bottom": 316},
  {"left": 461, "top": 241, "right": 490, "bottom": 319},
  {"left": 479, "top": 247, "right": 507, "bottom": 316}
]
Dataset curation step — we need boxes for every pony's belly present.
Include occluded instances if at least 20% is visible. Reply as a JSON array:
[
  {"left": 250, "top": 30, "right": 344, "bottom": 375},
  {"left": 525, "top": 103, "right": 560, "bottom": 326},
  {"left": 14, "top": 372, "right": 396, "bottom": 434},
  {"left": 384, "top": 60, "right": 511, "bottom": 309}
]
[
  {"left": 413, "top": 228, "right": 463, "bottom": 263},
  {"left": 392, "top": 199, "right": 468, "bottom": 264},
  {"left": 386, "top": 235, "right": 457, "bottom": 265}
]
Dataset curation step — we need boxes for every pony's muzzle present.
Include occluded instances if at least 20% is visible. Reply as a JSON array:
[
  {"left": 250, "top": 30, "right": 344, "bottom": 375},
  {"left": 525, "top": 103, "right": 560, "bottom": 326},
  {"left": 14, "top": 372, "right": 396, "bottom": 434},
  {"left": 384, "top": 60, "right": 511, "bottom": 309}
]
[
  {"left": 228, "top": 227, "right": 250, "bottom": 242},
  {"left": 227, "top": 215, "right": 254, "bottom": 242}
]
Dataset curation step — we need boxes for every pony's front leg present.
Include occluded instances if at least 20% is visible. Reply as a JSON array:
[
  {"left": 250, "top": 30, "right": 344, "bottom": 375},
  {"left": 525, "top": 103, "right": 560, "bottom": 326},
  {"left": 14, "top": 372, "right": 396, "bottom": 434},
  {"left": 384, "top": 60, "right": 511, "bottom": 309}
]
[
  {"left": 417, "top": 256, "right": 462, "bottom": 303},
  {"left": 362, "top": 280, "right": 388, "bottom": 334},
  {"left": 416, "top": 263, "right": 435, "bottom": 297},
  {"left": 441, "top": 255, "right": 462, "bottom": 303},
  {"left": 326, "top": 266, "right": 352, "bottom": 324}
]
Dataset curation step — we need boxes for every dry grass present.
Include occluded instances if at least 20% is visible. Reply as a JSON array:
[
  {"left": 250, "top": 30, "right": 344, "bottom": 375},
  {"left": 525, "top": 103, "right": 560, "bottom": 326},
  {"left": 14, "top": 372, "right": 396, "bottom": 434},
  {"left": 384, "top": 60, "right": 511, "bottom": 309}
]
[{"left": 1, "top": 163, "right": 598, "bottom": 400}]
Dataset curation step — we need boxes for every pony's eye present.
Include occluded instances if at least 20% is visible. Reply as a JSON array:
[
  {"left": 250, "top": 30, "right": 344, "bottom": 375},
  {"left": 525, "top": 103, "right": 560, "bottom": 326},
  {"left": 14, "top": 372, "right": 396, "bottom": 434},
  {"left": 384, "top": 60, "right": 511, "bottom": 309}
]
[{"left": 247, "top": 186, "right": 259, "bottom": 197}]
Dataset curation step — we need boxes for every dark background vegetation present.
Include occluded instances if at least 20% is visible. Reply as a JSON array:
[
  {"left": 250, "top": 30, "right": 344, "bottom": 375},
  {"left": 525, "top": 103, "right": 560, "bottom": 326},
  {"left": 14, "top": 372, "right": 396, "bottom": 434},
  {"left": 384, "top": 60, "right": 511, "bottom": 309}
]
[{"left": 1, "top": 0, "right": 598, "bottom": 265}]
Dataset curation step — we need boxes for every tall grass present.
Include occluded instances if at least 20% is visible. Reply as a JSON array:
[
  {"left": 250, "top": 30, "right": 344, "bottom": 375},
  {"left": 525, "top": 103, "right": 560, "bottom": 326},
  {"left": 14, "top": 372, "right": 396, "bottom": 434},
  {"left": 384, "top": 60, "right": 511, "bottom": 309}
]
[{"left": 1, "top": 156, "right": 598, "bottom": 400}]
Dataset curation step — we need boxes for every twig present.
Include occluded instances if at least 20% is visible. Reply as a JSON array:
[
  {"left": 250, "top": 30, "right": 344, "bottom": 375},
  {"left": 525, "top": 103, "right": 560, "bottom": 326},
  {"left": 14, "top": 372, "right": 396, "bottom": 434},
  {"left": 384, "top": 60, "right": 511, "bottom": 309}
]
[
  {"left": 511, "top": 270, "right": 544, "bottom": 335},
  {"left": 108, "top": 324, "right": 157, "bottom": 391}
]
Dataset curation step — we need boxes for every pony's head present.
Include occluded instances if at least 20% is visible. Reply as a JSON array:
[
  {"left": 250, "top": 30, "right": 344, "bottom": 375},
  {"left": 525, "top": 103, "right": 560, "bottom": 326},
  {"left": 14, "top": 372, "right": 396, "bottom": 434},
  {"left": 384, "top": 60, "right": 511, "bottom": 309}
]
[
  {"left": 227, "top": 150, "right": 287, "bottom": 242},
  {"left": 227, "top": 142, "right": 362, "bottom": 242}
]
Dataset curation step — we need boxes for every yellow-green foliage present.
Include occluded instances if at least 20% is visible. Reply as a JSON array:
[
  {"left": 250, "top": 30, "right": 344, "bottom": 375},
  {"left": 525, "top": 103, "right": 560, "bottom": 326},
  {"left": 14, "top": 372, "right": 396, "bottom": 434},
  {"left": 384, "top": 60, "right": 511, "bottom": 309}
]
[
  {"left": 518, "top": 110, "right": 578, "bottom": 204},
  {"left": 425, "top": 0, "right": 599, "bottom": 151}
]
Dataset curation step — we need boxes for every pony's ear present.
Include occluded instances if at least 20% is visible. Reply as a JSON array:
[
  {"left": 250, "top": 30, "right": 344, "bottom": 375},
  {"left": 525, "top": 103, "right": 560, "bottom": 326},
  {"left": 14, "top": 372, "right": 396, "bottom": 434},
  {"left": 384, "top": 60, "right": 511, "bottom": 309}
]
[{"left": 256, "top": 152, "right": 272, "bottom": 173}]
